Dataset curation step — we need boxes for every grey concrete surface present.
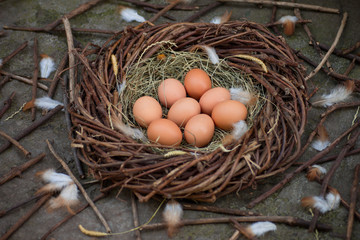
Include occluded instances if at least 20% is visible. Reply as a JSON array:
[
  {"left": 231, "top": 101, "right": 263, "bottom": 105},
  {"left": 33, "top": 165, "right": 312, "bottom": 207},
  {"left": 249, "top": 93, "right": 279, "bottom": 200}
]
[{"left": 0, "top": 0, "right": 359, "bottom": 239}]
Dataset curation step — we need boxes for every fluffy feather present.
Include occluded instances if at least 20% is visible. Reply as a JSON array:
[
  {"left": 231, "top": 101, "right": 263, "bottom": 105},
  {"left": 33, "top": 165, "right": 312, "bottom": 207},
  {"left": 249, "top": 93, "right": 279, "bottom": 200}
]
[
  {"left": 210, "top": 16, "right": 221, "bottom": 24},
  {"left": 307, "top": 164, "right": 327, "bottom": 181},
  {"left": 111, "top": 114, "right": 145, "bottom": 141},
  {"left": 278, "top": 15, "right": 298, "bottom": 24},
  {"left": 301, "top": 196, "right": 330, "bottom": 213},
  {"left": 278, "top": 16, "right": 298, "bottom": 36},
  {"left": 312, "top": 80, "right": 354, "bottom": 107},
  {"left": 311, "top": 139, "right": 330, "bottom": 151},
  {"left": 23, "top": 96, "right": 63, "bottom": 111},
  {"left": 40, "top": 54, "right": 56, "bottom": 78},
  {"left": 231, "top": 120, "right": 248, "bottom": 140},
  {"left": 163, "top": 200, "right": 183, "bottom": 237},
  {"left": 326, "top": 187, "right": 340, "bottom": 210},
  {"left": 36, "top": 169, "right": 73, "bottom": 194},
  {"left": 202, "top": 46, "right": 219, "bottom": 64},
  {"left": 48, "top": 184, "right": 79, "bottom": 214},
  {"left": 230, "top": 87, "right": 257, "bottom": 106},
  {"left": 120, "top": 7, "right": 145, "bottom": 23},
  {"left": 210, "top": 11, "right": 232, "bottom": 24},
  {"left": 246, "top": 221, "right": 277, "bottom": 237},
  {"left": 117, "top": 80, "right": 127, "bottom": 94}
]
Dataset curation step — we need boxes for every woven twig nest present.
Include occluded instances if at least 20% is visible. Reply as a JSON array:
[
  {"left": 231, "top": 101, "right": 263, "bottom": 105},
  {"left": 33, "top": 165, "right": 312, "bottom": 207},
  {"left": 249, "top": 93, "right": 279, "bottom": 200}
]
[{"left": 70, "top": 21, "right": 308, "bottom": 203}]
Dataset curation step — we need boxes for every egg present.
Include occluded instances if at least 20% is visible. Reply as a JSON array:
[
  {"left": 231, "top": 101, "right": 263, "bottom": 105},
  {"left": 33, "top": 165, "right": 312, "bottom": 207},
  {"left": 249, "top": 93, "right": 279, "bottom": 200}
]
[
  {"left": 211, "top": 100, "right": 247, "bottom": 130},
  {"left": 167, "top": 97, "right": 201, "bottom": 127},
  {"left": 184, "top": 68, "right": 212, "bottom": 100},
  {"left": 158, "top": 78, "right": 186, "bottom": 108},
  {"left": 133, "top": 96, "right": 162, "bottom": 127},
  {"left": 147, "top": 119, "right": 182, "bottom": 146},
  {"left": 199, "top": 87, "right": 231, "bottom": 115},
  {"left": 184, "top": 114, "right": 215, "bottom": 147}
]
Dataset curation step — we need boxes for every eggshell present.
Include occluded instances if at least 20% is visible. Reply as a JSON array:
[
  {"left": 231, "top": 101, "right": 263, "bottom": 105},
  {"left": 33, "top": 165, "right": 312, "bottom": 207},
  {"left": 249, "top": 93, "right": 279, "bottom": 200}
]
[
  {"left": 199, "top": 87, "right": 231, "bottom": 115},
  {"left": 133, "top": 96, "right": 162, "bottom": 127},
  {"left": 147, "top": 119, "right": 182, "bottom": 146},
  {"left": 211, "top": 100, "right": 247, "bottom": 130},
  {"left": 167, "top": 97, "right": 201, "bottom": 127},
  {"left": 184, "top": 68, "right": 212, "bottom": 100},
  {"left": 158, "top": 78, "right": 186, "bottom": 108},
  {"left": 184, "top": 114, "right": 215, "bottom": 147}
]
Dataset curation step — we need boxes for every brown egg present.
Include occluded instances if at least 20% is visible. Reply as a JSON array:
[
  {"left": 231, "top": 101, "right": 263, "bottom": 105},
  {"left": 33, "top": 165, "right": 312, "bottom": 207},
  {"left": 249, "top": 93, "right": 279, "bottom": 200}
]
[
  {"left": 133, "top": 96, "right": 162, "bottom": 127},
  {"left": 147, "top": 119, "right": 182, "bottom": 146},
  {"left": 211, "top": 100, "right": 247, "bottom": 130},
  {"left": 158, "top": 78, "right": 186, "bottom": 108},
  {"left": 184, "top": 114, "right": 215, "bottom": 147},
  {"left": 199, "top": 87, "right": 231, "bottom": 115},
  {"left": 167, "top": 97, "right": 201, "bottom": 127},
  {"left": 184, "top": 68, "right": 212, "bottom": 100}
]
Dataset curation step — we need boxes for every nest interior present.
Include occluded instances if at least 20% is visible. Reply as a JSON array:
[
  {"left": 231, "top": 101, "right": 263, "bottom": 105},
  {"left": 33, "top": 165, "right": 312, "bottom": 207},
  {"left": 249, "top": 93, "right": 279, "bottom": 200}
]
[{"left": 70, "top": 21, "right": 308, "bottom": 203}]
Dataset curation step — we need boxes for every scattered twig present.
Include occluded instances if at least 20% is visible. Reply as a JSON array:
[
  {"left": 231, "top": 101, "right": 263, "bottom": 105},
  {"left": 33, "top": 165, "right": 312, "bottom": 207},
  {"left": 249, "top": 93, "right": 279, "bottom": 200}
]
[
  {"left": 343, "top": 58, "right": 356, "bottom": 76},
  {"left": 48, "top": 53, "right": 68, "bottom": 98},
  {"left": 0, "top": 75, "right": 11, "bottom": 89},
  {"left": 31, "top": 38, "right": 39, "bottom": 121},
  {"left": 184, "top": 1, "right": 223, "bottom": 22},
  {"left": 143, "top": 7, "right": 176, "bottom": 21},
  {"left": 46, "top": 139, "right": 111, "bottom": 233},
  {"left": 230, "top": 218, "right": 258, "bottom": 240},
  {"left": 0, "top": 193, "right": 46, "bottom": 218},
  {"left": 342, "top": 41, "right": 360, "bottom": 55},
  {"left": 0, "top": 70, "right": 48, "bottom": 91},
  {"left": 131, "top": 192, "right": 142, "bottom": 240},
  {"left": 218, "top": 0, "right": 339, "bottom": 14},
  {"left": 182, "top": 203, "right": 261, "bottom": 216},
  {"left": 40, "top": 193, "right": 105, "bottom": 240},
  {"left": 0, "top": 194, "right": 52, "bottom": 240},
  {"left": 0, "top": 41, "right": 28, "bottom": 67},
  {"left": 43, "top": 0, "right": 104, "bottom": 31},
  {"left": 3, "top": 25, "right": 117, "bottom": 35},
  {"left": 0, "top": 91, "right": 15, "bottom": 119},
  {"left": 265, "top": 19, "right": 311, "bottom": 28},
  {"left": 229, "top": 230, "right": 240, "bottom": 240},
  {"left": 148, "top": 0, "right": 183, "bottom": 23},
  {"left": 346, "top": 164, "right": 360, "bottom": 240},
  {"left": 0, "top": 153, "right": 45, "bottom": 186},
  {"left": 313, "top": 42, "right": 360, "bottom": 63},
  {"left": 121, "top": 0, "right": 197, "bottom": 10},
  {"left": 62, "top": 17, "right": 76, "bottom": 104},
  {"left": 305, "top": 12, "right": 348, "bottom": 81},
  {"left": 0, "top": 105, "right": 63, "bottom": 154},
  {"left": 0, "top": 130, "right": 31, "bottom": 157}
]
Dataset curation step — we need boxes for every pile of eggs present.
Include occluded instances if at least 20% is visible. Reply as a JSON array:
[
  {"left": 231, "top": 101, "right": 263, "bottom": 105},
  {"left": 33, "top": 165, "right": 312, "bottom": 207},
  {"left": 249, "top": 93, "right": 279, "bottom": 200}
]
[{"left": 132, "top": 68, "right": 248, "bottom": 148}]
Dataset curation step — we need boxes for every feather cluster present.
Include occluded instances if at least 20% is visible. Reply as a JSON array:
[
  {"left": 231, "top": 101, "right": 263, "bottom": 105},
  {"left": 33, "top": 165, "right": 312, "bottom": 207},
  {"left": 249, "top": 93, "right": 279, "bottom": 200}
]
[
  {"left": 111, "top": 113, "right": 145, "bottom": 141},
  {"left": 163, "top": 200, "right": 183, "bottom": 238},
  {"left": 36, "top": 169, "right": 79, "bottom": 214},
  {"left": 246, "top": 221, "right": 277, "bottom": 237},
  {"left": 311, "top": 125, "right": 330, "bottom": 151},
  {"left": 23, "top": 96, "right": 63, "bottom": 111},
  {"left": 306, "top": 164, "right": 327, "bottom": 181},
  {"left": 119, "top": 7, "right": 145, "bottom": 23},
  {"left": 201, "top": 46, "right": 219, "bottom": 64},
  {"left": 312, "top": 80, "right": 354, "bottom": 107},
  {"left": 278, "top": 15, "right": 298, "bottom": 36},
  {"left": 301, "top": 188, "right": 341, "bottom": 213},
  {"left": 230, "top": 87, "right": 257, "bottom": 106},
  {"left": 222, "top": 120, "right": 248, "bottom": 146},
  {"left": 210, "top": 11, "right": 232, "bottom": 24},
  {"left": 39, "top": 54, "right": 56, "bottom": 78}
]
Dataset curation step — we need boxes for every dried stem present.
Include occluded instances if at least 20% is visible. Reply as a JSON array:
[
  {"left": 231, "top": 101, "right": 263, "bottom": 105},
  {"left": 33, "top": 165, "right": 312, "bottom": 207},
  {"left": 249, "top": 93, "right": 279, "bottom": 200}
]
[
  {"left": 0, "top": 193, "right": 46, "bottom": 218},
  {"left": 31, "top": 38, "right": 39, "bottom": 121},
  {"left": 131, "top": 192, "right": 142, "bottom": 240},
  {"left": 0, "top": 105, "right": 63, "bottom": 154},
  {"left": 0, "top": 75, "right": 11, "bottom": 89},
  {"left": 148, "top": 0, "right": 182, "bottom": 23},
  {"left": 3, "top": 25, "right": 116, "bottom": 34},
  {"left": 313, "top": 42, "right": 360, "bottom": 63},
  {"left": 218, "top": 0, "right": 339, "bottom": 13},
  {"left": 121, "top": 0, "right": 197, "bottom": 10},
  {"left": 46, "top": 139, "right": 112, "bottom": 233},
  {"left": 48, "top": 53, "right": 68, "bottom": 98},
  {"left": 230, "top": 218, "right": 258, "bottom": 240},
  {"left": 346, "top": 164, "right": 360, "bottom": 240},
  {"left": 184, "top": 2, "right": 223, "bottom": 22},
  {"left": 0, "top": 130, "right": 31, "bottom": 157},
  {"left": 305, "top": 12, "right": 348, "bottom": 81},
  {"left": 0, "top": 41, "right": 28, "bottom": 67},
  {"left": 0, "top": 194, "right": 52, "bottom": 240},
  {"left": 0, "top": 91, "right": 15, "bottom": 119},
  {"left": 182, "top": 203, "right": 261, "bottom": 216},
  {"left": 0, "top": 70, "right": 48, "bottom": 91},
  {"left": 229, "top": 230, "right": 240, "bottom": 240},
  {"left": 342, "top": 41, "right": 360, "bottom": 55}
]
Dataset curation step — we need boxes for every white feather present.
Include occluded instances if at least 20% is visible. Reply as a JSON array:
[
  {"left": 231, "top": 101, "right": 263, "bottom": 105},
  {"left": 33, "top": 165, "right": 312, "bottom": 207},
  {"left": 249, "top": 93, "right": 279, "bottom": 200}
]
[
  {"left": 313, "top": 85, "right": 353, "bottom": 107},
  {"left": 49, "top": 184, "right": 79, "bottom": 210},
  {"left": 312, "top": 196, "right": 331, "bottom": 213},
  {"left": 311, "top": 165, "right": 327, "bottom": 175},
  {"left": 248, "top": 221, "right": 277, "bottom": 236},
  {"left": 120, "top": 8, "right": 145, "bottom": 23},
  {"left": 40, "top": 56, "right": 56, "bottom": 78},
  {"left": 202, "top": 46, "right": 219, "bottom": 64},
  {"left": 231, "top": 120, "right": 248, "bottom": 140},
  {"left": 117, "top": 80, "right": 127, "bottom": 94},
  {"left": 210, "top": 16, "right": 221, "bottom": 24},
  {"left": 116, "top": 122, "right": 145, "bottom": 141},
  {"left": 311, "top": 139, "right": 330, "bottom": 151},
  {"left": 34, "top": 96, "right": 63, "bottom": 110},
  {"left": 278, "top": 15, "right": 298, "bottom": 24},
  {"left": 41, "top": 169, "right": 72, "bottom": 185},
  {"left": 325, "top": 191, "right": 340, "bottom": 210},
  {"left": 163, "top": 200, "right": 183, "bottom": 227},
  {"left": 230, "top": 87, "right": 254, "bottom": 105}
]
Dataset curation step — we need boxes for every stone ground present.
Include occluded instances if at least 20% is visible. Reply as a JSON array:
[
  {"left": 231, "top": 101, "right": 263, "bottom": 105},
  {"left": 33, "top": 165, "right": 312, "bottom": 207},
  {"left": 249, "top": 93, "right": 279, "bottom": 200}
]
[{"left": 0, "top": 0, "right": 360, "bottom": 239}]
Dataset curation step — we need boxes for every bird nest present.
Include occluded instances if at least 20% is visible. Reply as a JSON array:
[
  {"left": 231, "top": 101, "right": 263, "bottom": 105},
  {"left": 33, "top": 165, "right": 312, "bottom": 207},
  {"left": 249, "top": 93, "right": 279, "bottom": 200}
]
[{"left": 70, "top": 21, "right": 308, "bottom": 203}]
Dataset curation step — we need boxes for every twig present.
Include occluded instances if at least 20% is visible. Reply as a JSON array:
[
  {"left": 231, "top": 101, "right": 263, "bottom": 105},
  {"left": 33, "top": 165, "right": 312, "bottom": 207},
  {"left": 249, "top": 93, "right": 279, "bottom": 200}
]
[
  {"left": 0, "top": 130, "right": 31, "bottom": 157},
  {"left": 0, "top": 105, "right": 63, "bottom": 154},
  {"left": 265, "top": 19, "right": 311, "bottom": 27},
  {"left": 0, "top": 153, "right": 45, "bottom": 185},
  {"left": 120, "top": 0, "right": 197, "bottom": 10},
  {"left": 0, "top": 75, "right": 11, "bottom": 89},
  {"left": 343, "top": 58, "right": 356, "bottom": 76},
  {"left": 313, "top": 42, "right": 360, "bottom": 63},
  {"left": 0, "top": 70, "right": 48, "bottom": 91},
  {"left": 0, "top": 91, "right": 15, "bottom": 119},
  {"left": 346, "top": 164, "right": 360, "bottom": 240},
  {"left": 46, "top": 139, "right": 111, "bottom": 233},
  {"left": 342, "top": 41, "right": 360, "bottom": 55},
  {"left": 0, "top": 193, "right": 46, "bottom": 218},
  {"left": 148, "top": 0, "right": 182, "bottom": 23},
  {"left": 143, "top": 7, "right": 176, "bottom": 21},
  {"left": 182, "top": 203, "right": 261, "bottom": 216},
  {"left": 0, "top": 194, "right": 52, "bottom": 240},
  {"left": 229, "top": 230, "right": 240, "bottom": 240},
  {"left": 131, "top": 192, "right": 142, "bottom": 240},
  {"left": 230, "top": 218, "right": 258, "bottom": 240},
  {"left": 40, "top": 193, "right": 105, "bottom": 240},
  {"left": 43, "top": 0, "right": 103, "bottom": 31},
  {"left": 48, "top": 53, "right": 68, "bottom": 98},
  {"left": 62, "top": 17, "right": 76, "bottom": 104},
  {"left": 305, "top": 12, "right": 348, "bottom": 81},
  {"left": 0, "top": 41, "right": 28, "bottom": 67},
  {"left": 3, "top": 25, "right": 116, "bottom": 35},
  {"left": 184, "top": 2, "right": 223, "bottom": 22},
  {"left": 218, "top": 0, "right": 340, "bottom": 14},
  {"left": 31, "top": 38, "right": 39, "bottom": 121}
]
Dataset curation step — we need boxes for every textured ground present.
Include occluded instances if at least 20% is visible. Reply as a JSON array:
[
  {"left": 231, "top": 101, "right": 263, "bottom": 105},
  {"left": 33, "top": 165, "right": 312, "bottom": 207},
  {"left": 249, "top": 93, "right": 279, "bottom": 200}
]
[{"left": 0, "top": 0, "right": 359, "bottom": 239}]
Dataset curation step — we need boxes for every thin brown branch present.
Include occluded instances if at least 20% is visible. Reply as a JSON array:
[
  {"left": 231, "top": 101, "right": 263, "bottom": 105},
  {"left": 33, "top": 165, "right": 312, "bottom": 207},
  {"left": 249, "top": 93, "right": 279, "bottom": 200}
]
[
  {"left": 31, "top": 38, "right": 39, "bottom": 121},
  {"left": 0, "top": 193, "right": 46, "bottom": 218},
  {"left": 3, "top": 25, "right": 116, "bottom": 34},
  {"left": 0, "top": 130, "right": 31, "bottom": 157},
  {"left": 121, "top": 0, "right": 198, "bottom": 10},
  {"left": 0, "top": 75, "right": 11, "bottom": 89},
  {"left": 131, "top": 192, "right": 142, "bottom": 240},
  {"left": 0, "top": 41, "right": 28, "bottom": 67},
  {"left": 346, "top": 164, "right": 360, "bottom": 240},
  {"left": 342, "top": 41, "right": 360, "bottom": 55},
  {"left": 0, "top": 70, "right": 48, "bottom": 91},
  {"left": 218, "top": 0, "right": 339, "bottom": 14},
  {"left": 48, "top": 53, "right": 68, "bottom": 98},
  {"left": 305, "top": 12, "right": 348, "bottom": 81},
  {"left": 0, "top": 91, "right": 15, "bottom": 119},
  {"left": 183, "top": 203, "right": 261, "bottom": 216},
  {"left": 230, "top": 218, "right": 258, "bottom": 240},
  {"left": 184, "top": 2, "right": 223, "bottom": 22},
  {"left": 148, "top": 0, "right": 182, "bottom": 23},
  {"left": 314, "top": 42, "right": 360, "bottom": 63},
  {"left": 0, "top": 153, "right": 45, "bottom": 185},
  {"left": 46, "top": 139, "right": 111, "bottom": 233}
]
